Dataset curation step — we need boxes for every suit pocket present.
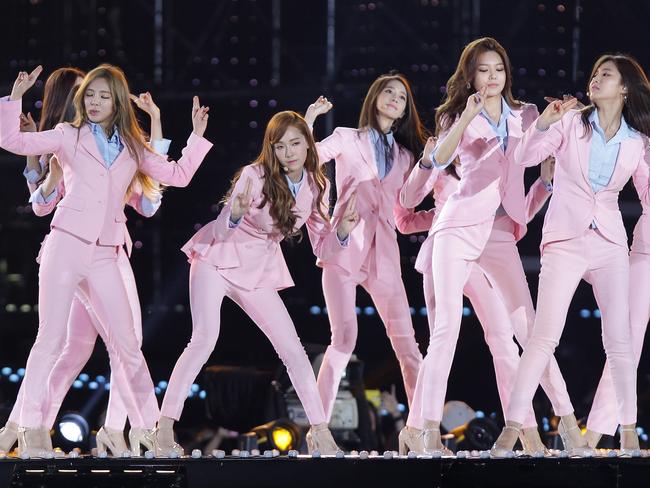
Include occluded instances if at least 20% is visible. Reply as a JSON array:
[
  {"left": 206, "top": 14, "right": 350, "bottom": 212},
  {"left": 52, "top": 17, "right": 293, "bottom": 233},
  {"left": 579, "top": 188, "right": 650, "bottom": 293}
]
[
  {"left": 58, "top": 195, "right": 86, "bottom": 211},
  {"left": 205, "top": 241, "right": 242, "bottom": 269}
]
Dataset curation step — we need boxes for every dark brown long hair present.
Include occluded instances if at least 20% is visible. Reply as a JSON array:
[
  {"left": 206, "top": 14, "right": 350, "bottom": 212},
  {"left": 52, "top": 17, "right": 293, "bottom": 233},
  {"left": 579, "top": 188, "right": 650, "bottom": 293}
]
[
  {"left": 224, "top": 111, "right": 329, "bottom": 240},
  {"left": 435, "top": 37, "right": 522, "bottom": 133},
  {"left": 39, "top": 67, "right": 86, "bottom": 131},
  {"left": 72, "top": 64, "right": 160, "bottom": 200},
  {"left": 580, "top": 54, "right": 650, "bottom": 138},
  {"left": 358, "top": 72, "right": 429, "bottom": 164}
]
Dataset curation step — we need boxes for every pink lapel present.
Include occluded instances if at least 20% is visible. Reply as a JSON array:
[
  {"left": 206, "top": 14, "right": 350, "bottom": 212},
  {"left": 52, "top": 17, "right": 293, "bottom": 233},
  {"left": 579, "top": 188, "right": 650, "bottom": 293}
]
[
  {"left": 77, "top": 125, "right": 107, "bottom": 168},
  {"left": 293, "top": 173, "right": 314, "bottom": 214},
  {"left": 354, "top": 130, "right": 380, "bottom": 179},
  {"left": 610, "top": 136, "right": 643, "bottom": 188},
  {"left": 505, "top": 109, "right": 523, "bottom": 159},
  {"left": 573, "top": 119, "right": 595, "bottom": 190}
]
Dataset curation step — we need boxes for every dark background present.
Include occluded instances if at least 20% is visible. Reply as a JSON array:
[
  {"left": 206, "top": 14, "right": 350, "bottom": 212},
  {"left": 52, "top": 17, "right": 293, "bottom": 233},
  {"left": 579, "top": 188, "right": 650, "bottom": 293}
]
[{"left": 0, "top": 0, "right": 648, "bottom": 434}]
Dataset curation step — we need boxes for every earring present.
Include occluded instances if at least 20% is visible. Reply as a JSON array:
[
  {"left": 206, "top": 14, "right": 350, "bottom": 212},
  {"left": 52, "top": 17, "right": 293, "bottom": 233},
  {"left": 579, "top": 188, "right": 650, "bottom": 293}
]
[
  {"left": 466, "top": 82, "right": 471, "bottom": 90},
  {"left": 624, "top": 94, "right": 628, "bottom": 103}
]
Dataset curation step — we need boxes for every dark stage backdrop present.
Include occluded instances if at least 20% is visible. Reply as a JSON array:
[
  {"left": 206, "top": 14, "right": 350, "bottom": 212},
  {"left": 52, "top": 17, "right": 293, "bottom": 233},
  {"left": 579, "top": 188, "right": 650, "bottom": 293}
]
[{"left": 0, "top": 0, "right": 647, "bottom": 430}]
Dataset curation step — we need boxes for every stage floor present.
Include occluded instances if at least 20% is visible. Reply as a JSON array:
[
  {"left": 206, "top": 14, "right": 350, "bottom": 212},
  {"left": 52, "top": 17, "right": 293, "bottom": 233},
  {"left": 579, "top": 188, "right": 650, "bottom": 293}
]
[{"left": 1, "top": 453, "right": 648, "bottom": 488}]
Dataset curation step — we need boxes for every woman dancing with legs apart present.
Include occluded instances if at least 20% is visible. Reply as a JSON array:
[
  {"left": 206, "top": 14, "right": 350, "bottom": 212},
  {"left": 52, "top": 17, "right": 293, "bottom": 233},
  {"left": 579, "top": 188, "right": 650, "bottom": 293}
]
[
  {"left": 397, "top": 144, "right": 557, "bottom": 455},
  {"left": 491, "top": 53, "right": 650, "bottom": 457},
  {"left": 304, "top": 72, "right": 428, "bottom": 422},
  {"left": 157, "top": 111, "right": 358, "bottom": 455},
  {"left": 0, "top": 64, "right": 212, "bottom": 456},
  {"left": 396, "top": 37, "right": 578, "bottom": 456}
]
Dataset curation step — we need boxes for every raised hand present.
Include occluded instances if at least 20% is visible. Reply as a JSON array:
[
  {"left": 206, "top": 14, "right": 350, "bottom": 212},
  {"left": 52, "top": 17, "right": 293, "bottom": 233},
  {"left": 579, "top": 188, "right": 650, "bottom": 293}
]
[
  {"left": 130, "top": 92, "right": 161, "bottom": 119},
  {"left": 10, "top": 65, "right": 43, "bottom": 101},
  {"left": 304, "top": 95, "right": 333, "bottom": 126},
  {"left": 461, "top": 86, "right": 487, "bottom": 122},
  {"left": 540, "top": 156, "right": 555, "bottom": 185},
  {"left": 191, "top": 96, "right": 210, "bottom": 137},
  {"left": 230, "top": 177, "right": 253, "bottom": 222},
  {"left": 543, "top": 94, "right": 585, "bottom": 110},
  {"left": 537, "top": 97, "right": 578, "bottom": 131},
  {"left": 336, "top": 193, "right": 359, "bottom": 240},
  {"left": 19, "top": 112, "right": 37, "bottom": 132},
  {"left": 420, "top": 136, "right": 438, "bottom": 167}
]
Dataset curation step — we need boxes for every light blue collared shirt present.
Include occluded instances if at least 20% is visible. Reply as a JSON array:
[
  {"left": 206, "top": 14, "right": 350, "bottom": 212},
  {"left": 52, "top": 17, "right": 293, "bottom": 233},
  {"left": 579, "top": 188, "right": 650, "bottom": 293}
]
[
  {"left": 479, "top": 96, "right": 511, "bottom": 151},
  {"left": 285, "top": 169, "right": 305, "bottom": 198},
  {"left": 369, "top": 128, "right": 395, "bottom": 180},
  {"left": 89, "top": 122, "right": 123, "bottom": 168},
  {"left": 587, "top": 109, "right": 635, "bottom": 193}
]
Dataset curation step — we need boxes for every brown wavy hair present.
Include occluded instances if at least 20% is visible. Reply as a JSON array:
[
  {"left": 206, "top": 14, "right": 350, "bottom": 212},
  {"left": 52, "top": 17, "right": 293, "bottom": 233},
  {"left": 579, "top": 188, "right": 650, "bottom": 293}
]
[
  {"left": 224, "top": 111, "right": 328, "bottom": 240},
  {"left": 39, "top": 67, "right": 86, "bottom": 131},
  {"left": 358, "top": 72, "right": 429, "bottom": 163},
  {"left": 435, "top": 37, "right": 522, "bottom": 133},
  {"left": 580, "top": 54, "right": 650, "bottom": 138},
  {"left": 72, "top": 64, "right": 161, "bottom": 201}
]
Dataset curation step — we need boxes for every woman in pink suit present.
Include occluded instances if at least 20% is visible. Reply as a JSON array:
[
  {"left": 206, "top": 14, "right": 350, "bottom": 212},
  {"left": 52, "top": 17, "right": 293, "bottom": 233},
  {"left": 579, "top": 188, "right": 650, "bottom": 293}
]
[
  {"left": 584, "top": 206, "right": 650, "bottom": 447},
  {"left": 304, "top": 73, "right": 428, "bottom": 422},
  {"left": 396, "top": 37, "right": 578, "bottom": 455},
  {"left": 0, "top": 64, "right": 212, "bottom": 456},
  {"left": 492, "top": 54, "right": 650, "bottom": 456},
  {"left": 0, "top": 73, "right": 168, "bottom": 456},
  {"left": 157, "top": 111, "right": 358, "bottom": 455},
  {"left": 397, "top": 153, "right": 556, "bottom": 454}
]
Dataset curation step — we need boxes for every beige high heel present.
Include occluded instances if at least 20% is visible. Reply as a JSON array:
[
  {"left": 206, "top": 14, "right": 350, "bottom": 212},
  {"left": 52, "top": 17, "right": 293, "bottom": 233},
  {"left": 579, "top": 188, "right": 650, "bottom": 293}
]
[
  {"left": 305, "top": 423, "right": 340, "bottom": 455},
  {"left": 490, "top": 424, "right": 520, "bottom": 458},
  {"left": 423, "top": 427, "right": 453, "bottom": 456},
  {"left": 154, "top": 427, "right": 184, "bottom": 457},
  {"left": 618, "top": 427, "right": 640, "bottom": 457},
  {"left": 128, "top": 428, "right": 157, "bottom": 457},
  {"left": 0, "top": 421, "right": 18, "bottom": 453},
  {"left": 95, "top": 427, "right": 129, "bottom": 457},
  {"left": 557, "top": 418, "right": 594, "bottom": 457},
  {"left": 398, "top": 426, "right": 424, "bottom": 455},
  {"left": 17, "top": 426, "right": 51, "bottom": 458},
  {"left": 520, "top": 427, "right": 549, "bottom": 456}
]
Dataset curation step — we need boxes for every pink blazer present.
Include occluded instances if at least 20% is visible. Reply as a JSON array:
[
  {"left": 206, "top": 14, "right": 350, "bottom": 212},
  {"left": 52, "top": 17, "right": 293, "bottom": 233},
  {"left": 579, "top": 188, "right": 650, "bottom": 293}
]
[
  {"left": 407, "top": 104, "right": 540, "bottom": 242},
  {"left": 0, "top": 98, "right": 212, "bottom": 247},
  {"left": 631, "top": 204, "right": 649, "bottom": 254},
  {"left": 314, "top": 127, "right": 415, "bottom": 281},
  {"left": 514, "top": 110, "right": 650, "bottom": 249},
  {"left": 32, "top": 179, "right": 154, "bottom": 256},
  {"left": 181, "top": 163, "right": 344, "bottom": 291},
  {"left": 401, "top": 164, "right": 551, "bottom": 273}
]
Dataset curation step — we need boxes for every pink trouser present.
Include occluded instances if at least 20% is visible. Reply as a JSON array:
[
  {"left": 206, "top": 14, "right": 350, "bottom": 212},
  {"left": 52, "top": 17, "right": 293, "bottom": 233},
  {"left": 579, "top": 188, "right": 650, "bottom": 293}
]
[
  {"left": 507, "top": 228, "right": 637, "bottom": 426},
  {"left": 407, "top": 265, "right": 537, "bottom": 429},
  {"left": 17, "top": 228, "right": 158, "bottom": 429},
  {"left": 316, "top": 248, "right": 422, "bottom": 422},
  {"left": 408, "top": 216, "right": 573, "bottom": 425},
  {"left": 160, "top": 259, "right": 327, "bottom": 425},
  {"left": 587, "top": 250, "right": 649, "bottom": 435}
]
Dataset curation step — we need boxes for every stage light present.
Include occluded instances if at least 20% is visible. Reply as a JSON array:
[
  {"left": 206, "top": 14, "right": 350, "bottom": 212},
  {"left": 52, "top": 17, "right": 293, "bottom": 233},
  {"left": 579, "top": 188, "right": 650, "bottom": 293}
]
[
  {"left": 247, "top": 419, "right": 301, "bottom": 453},
  {"left": 54, "top": 412, "right": 89, "bottom": 452}
]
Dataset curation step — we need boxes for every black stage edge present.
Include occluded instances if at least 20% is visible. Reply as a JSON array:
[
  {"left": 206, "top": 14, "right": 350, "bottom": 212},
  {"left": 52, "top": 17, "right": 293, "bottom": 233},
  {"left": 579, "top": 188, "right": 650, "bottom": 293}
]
[{"left": 1, "top": 455, "right": 650, "bottom": 488}]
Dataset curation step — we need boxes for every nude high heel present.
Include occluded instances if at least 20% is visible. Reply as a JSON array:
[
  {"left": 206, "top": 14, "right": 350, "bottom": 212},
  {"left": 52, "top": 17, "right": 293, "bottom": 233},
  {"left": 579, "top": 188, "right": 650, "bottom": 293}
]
[
  {"left": 398, "top": 426, "right": 424, "bottom": 455},
  {"left": 305, "top": 423, "right": 340, "bottom": 455},
  {"left": 95, "top": 426, "right": 129, "bottom": 457}
]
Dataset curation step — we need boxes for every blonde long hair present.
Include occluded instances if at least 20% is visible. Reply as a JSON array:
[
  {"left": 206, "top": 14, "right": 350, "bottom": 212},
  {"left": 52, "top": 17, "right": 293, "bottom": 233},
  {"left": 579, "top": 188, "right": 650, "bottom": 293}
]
[{"left": 72, "top": 64, "right": 161, "bottom": 201}]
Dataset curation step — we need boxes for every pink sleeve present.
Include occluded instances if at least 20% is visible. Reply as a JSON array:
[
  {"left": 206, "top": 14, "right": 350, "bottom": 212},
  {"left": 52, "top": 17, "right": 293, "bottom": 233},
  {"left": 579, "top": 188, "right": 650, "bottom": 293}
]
[
  {"left": 524, "top": 178, "right": 551, "bottom": 223},
  {"left": 212, "top": 165, "right": 262, "bottom": 241},
  {"left": 0, "top": 98, "right": 64, "bottom": 156},
  {"left": 305, "top": 194, "right": 345, "bottom": 261},
  {"left": 32, "top": 180, "right": 65, "bottom": 217},
  {"left": 315, "top": 127, "right": 344, "bottom": 165},
  {"left": 399, "top": 164, "right": 439, "bottom": 208},
  {"left": 138, "top": 132, "right": 212, "bottom": 187},
  {"left": 394, "top": 204, "right": 435, "bottom": 234},
  {"left": 514, "top": 111, "right": 569, "bottom": 168},
  {"left": 633, "top": 139, "right": 650, "bottom": 206}
]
